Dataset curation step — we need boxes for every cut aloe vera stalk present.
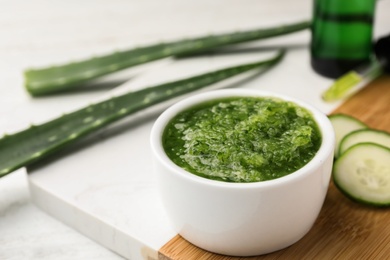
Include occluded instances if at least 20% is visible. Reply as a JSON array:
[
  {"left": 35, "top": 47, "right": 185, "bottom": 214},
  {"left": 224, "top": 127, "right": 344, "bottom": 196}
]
[
  {"left": 329, "top": 114, "right": 368, "bottom": 158},
  {"left": 339, "top": 129, "right": 390, "bottom": 156},
  {"left": 0, "top": 51, "right": 284, "bottom": 178},
  {"left": 322, "top": 60, "right": 383, "bottom": 102},
  {"left": 322, "top": 71, "right": 362, "bottom": 102},
  {"left": 333, "top": 143, "right": 390, "bottom": 207},
  {"left": 24, "top": 20, "right": 309, "bottom": 96}
]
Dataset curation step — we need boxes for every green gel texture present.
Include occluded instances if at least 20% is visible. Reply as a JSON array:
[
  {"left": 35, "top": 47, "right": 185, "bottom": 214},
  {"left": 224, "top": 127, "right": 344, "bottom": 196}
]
[{"left": 163, "top": 97, "right": 322, "bottom": 183}]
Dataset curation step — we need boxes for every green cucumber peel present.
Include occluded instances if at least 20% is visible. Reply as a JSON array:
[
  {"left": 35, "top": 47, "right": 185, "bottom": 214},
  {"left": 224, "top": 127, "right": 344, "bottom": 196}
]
[
  {"left": 339, "top": 128, "right": 390, "bottom": 156},
  {"left": 24, "top": 20, "right": 309, "bottom": 96},
  {"left": 1, "top": 50, "right": 284, "bottom": 178}
]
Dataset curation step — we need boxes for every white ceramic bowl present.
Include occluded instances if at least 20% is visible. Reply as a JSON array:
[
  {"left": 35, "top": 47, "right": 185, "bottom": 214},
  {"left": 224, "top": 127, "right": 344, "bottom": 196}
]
[{"left": 150, "top": 89, "right": 335, "bottom": 256}]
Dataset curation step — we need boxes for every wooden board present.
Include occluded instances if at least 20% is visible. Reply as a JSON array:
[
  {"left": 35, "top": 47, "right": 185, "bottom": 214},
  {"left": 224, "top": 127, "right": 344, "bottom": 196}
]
[{"left": 158, "top": 75, "right": 390, "bottom": 260}]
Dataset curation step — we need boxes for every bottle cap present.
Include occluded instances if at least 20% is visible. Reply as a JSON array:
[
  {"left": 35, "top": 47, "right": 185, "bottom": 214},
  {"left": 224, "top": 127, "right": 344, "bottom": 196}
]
[{"left": 374, "top": 34, "right": 390, "bottom": 72}]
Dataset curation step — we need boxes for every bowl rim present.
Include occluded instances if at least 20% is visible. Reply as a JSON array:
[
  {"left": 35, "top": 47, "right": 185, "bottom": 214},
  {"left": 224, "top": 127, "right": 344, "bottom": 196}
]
[{"left": 150, "top": 89, "right": 335, "bottom": 190}]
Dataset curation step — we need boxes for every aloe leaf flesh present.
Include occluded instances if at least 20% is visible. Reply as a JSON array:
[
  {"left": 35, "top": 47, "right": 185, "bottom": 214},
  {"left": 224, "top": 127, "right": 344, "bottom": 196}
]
[
  {"left": 24, "top": 20, "right": 309, "bottom": 96},
  {"left": 1, "top": 50, "right": 284, "bottom": 178}
]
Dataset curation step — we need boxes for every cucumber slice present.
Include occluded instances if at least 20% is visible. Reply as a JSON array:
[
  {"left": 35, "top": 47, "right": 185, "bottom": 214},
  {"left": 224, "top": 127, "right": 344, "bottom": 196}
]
[
  {"left": 333, "top": 143, "right": 390, "bottom": 207},
  {"left": 329, "top": 114, "right": 368, "bottom": 157},
  {"left": 339, "top": 129, "right": 390, "bottom": 156}
]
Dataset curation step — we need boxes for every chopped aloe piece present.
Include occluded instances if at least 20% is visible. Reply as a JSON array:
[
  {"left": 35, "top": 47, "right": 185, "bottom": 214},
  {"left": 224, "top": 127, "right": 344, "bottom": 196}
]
[
  {"left": 0, "top": 51, "right": 284, "bottom": 178},
  {"left": 329, "top": 114, "right": 368, "bottom": 158},
  {"left": 322, "top": 71, "right": 362, "bottom": 102},
  {"left": 322, "top": 59, "right": 383, "bottom": 102},
  {"left": 339, "top": 129, "right": 390, "bottom": 156},
  {"left": 333, "top": 143, "right": 390, "bottom": 207},
  {"left": 24, "top": 21, "right": 309, "bottom": 96}
]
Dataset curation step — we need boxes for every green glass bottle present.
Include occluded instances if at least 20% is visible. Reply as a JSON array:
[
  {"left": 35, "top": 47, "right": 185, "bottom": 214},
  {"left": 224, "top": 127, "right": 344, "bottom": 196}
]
[{"left": 311, "top": 0, "right": 376, "bottom": 78}]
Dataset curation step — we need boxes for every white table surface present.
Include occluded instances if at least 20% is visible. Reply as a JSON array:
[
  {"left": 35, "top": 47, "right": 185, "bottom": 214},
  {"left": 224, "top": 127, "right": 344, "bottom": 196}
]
[{"left": 1, "top": 0, "right": 389, "bottom": 259}]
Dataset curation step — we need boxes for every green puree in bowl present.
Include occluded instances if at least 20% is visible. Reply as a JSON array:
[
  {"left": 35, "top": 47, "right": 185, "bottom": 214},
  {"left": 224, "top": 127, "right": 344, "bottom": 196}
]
[{"left": 162, "top": 97, "right": 322, "bottom": 183}]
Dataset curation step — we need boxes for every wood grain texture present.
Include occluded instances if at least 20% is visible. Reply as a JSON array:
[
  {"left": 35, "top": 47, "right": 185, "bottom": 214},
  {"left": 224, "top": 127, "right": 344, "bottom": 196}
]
[{"left": 159, "top": 75, "right": 390, "bottom": 260}]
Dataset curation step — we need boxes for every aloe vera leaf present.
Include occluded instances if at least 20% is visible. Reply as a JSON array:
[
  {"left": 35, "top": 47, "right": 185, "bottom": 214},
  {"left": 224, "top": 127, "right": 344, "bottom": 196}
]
[
  {"left": 1, "top": 51, "right": 284, "bottom": 177},
  {"left": 24, "top": 20, "right": 309, "bottom": 96}
]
